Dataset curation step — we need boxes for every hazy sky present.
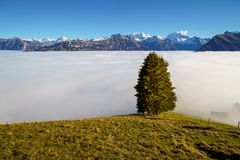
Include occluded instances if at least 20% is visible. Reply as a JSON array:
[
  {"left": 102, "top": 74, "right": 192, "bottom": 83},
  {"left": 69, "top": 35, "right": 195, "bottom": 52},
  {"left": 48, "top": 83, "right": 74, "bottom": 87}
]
[{"left": 0, "top": 0, "right": 240, "bottom": 39}]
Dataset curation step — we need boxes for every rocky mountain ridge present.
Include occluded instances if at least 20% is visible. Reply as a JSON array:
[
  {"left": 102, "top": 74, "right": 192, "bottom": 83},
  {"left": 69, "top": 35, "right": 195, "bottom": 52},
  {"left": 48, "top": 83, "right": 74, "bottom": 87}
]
[{"left": 198, "top": 31, "right": 240, "bottom": 51}]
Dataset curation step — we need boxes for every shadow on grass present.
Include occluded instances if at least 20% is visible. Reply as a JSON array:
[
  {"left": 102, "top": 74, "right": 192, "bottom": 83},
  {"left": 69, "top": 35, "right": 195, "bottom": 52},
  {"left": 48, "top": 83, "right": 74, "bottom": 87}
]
[
  {"left": 182, "top": 125, "right": 214, "bottom": 130},
  {"left": 196, "top": 142, "right": 240, "bottom": 160}
]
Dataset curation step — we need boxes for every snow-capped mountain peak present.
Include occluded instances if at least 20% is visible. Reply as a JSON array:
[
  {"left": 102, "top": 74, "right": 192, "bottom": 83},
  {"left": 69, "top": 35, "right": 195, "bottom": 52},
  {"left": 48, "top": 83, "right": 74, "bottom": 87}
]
[
  {"left": 176, "top": 30, "right": 188, "bottom": 36},
  {"left": 166, "top": 30, "right": 190, "bottom": 43},
  {"left": 41, "top": 37, "right": 56, "bottom": 42},
  {"left": 92, "top": 37, "right": 108, "bottom": 41},
  {"left": 141, "top": 35, "right": 163, "bottom": 44},
  {"left": 129, "top": 32, "right": 152, "bottom": 41},
  {"left": 134, "top": 32, "right": 151, "bottom": 38},
  {"left": 31, "top": 38, "right": 41, "bottom": 42},
  {"left": 25, "top": 37, "right": 69, "bottom": 43},
  {"left": 56, "top": 36, "right": 69, "bottom": 43},
  {"left": 156, "top": 35, "right": 164, "bottom": 40},
  {"left": 23, "top": 38, "right": 42, "bottom": 42}
]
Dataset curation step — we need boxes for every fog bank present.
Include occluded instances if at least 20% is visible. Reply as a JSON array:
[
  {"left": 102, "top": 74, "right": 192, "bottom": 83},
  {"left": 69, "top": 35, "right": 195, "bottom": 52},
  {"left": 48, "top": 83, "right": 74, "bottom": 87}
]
[{"left": 0, "top": 51, "right": 240, "bottom": 125}]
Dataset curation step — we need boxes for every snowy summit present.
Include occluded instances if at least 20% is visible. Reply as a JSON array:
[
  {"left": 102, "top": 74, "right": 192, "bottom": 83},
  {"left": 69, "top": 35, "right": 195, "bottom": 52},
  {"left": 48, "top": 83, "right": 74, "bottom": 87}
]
[{"left": 129, "top": 32, "right": 152, "bottom": 41}]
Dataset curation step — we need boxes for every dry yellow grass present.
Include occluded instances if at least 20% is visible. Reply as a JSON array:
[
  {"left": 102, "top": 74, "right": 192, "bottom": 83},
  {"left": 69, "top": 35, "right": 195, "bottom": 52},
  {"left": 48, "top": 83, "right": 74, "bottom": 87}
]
[{"left": 0, "top": 113, "right": 240, "bottom": 159}]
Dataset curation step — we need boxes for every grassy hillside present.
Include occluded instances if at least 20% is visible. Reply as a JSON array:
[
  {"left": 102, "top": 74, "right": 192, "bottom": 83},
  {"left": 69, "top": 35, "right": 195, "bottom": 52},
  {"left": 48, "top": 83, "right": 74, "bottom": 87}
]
[{"left": 0, "top": 113, "right": 240, "bottom": 159}]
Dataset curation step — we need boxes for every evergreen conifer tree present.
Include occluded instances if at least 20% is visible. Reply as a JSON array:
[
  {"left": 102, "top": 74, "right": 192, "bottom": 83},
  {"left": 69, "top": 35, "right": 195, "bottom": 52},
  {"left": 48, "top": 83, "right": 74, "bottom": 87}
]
[{"left": 135, "top": 52, "right": 177, "bottom": 115}]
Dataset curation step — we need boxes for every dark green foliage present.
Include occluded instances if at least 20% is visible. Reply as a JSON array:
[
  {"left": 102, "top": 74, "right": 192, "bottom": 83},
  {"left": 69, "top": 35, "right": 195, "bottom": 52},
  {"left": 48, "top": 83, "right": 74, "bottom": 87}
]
[{"left": 135, "top": 52, "right": 177, "bottom": 115}]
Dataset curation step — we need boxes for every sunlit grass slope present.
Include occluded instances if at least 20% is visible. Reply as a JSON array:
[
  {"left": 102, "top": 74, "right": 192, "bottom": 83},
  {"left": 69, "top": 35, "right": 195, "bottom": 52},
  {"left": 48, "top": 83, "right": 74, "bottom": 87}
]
[{"left": 1, "top": 113, "right": 240, "bottom": 159}]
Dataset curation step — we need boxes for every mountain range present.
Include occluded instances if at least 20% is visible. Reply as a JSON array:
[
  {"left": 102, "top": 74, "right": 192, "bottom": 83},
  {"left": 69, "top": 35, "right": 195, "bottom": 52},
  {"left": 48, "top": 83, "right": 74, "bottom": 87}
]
[
  {"left": 0, "top": 31, "right": 210, "bottom": 51},
  {"left": 1, "top": 31, "right": 240, "bottom": 51},
  {"left": 198, "top": 31, "right": 240, "bottom": 51},
  {"left": 0, "top": 37, "right": 69, "bottom": 51}
]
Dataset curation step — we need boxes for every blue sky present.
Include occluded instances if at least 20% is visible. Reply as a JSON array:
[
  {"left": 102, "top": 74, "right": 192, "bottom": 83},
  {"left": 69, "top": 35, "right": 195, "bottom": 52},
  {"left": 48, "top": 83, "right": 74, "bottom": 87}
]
[{"left": 0, "top": 0, "right": 239, "bottom": 39}]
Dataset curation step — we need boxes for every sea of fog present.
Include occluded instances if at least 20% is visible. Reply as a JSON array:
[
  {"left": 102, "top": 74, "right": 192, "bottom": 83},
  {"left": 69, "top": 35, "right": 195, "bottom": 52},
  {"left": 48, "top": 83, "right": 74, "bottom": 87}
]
[{"left": 0, "top": 51, "right": 240, "bottom": 125}]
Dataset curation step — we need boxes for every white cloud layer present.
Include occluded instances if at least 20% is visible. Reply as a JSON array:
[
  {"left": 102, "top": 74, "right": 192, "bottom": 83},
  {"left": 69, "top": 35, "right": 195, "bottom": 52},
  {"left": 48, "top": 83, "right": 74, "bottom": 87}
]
[{"left": 0, "top": 51, "right": 240, "bottom": 125}]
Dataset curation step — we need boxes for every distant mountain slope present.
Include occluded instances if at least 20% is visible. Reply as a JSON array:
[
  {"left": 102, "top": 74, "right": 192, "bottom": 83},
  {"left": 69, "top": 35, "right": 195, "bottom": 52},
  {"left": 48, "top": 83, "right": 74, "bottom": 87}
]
[
  {"left": 37, "top": 34, "right": 142, "bottom": 51},
  {"left": 140, "top": 37, "right": 175, "bottom": 50},
  {"left": 166, "top": 31, "right": 210, "bottom": 50},
  {"left": 198, "top": 32, "right": 240, "bottom": 51},
  {"left": 0, "top": 37, "right": 25, "bottom": 50},
  {"left": 0, "top": 37, "right": 69, "bottom": 51}
]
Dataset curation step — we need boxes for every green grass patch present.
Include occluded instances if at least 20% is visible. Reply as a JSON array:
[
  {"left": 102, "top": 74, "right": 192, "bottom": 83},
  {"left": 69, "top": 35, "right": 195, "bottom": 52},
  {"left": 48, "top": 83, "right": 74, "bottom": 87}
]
[{"left": 0, "top": 112, "right": 240, "bottom": 159}]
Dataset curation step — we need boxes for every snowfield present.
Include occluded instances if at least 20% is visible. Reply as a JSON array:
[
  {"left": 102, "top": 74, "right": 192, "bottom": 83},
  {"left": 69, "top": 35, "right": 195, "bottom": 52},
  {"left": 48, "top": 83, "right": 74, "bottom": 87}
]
[{"left": 0, "top": 51, "right": 240, "bottom": 125}]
